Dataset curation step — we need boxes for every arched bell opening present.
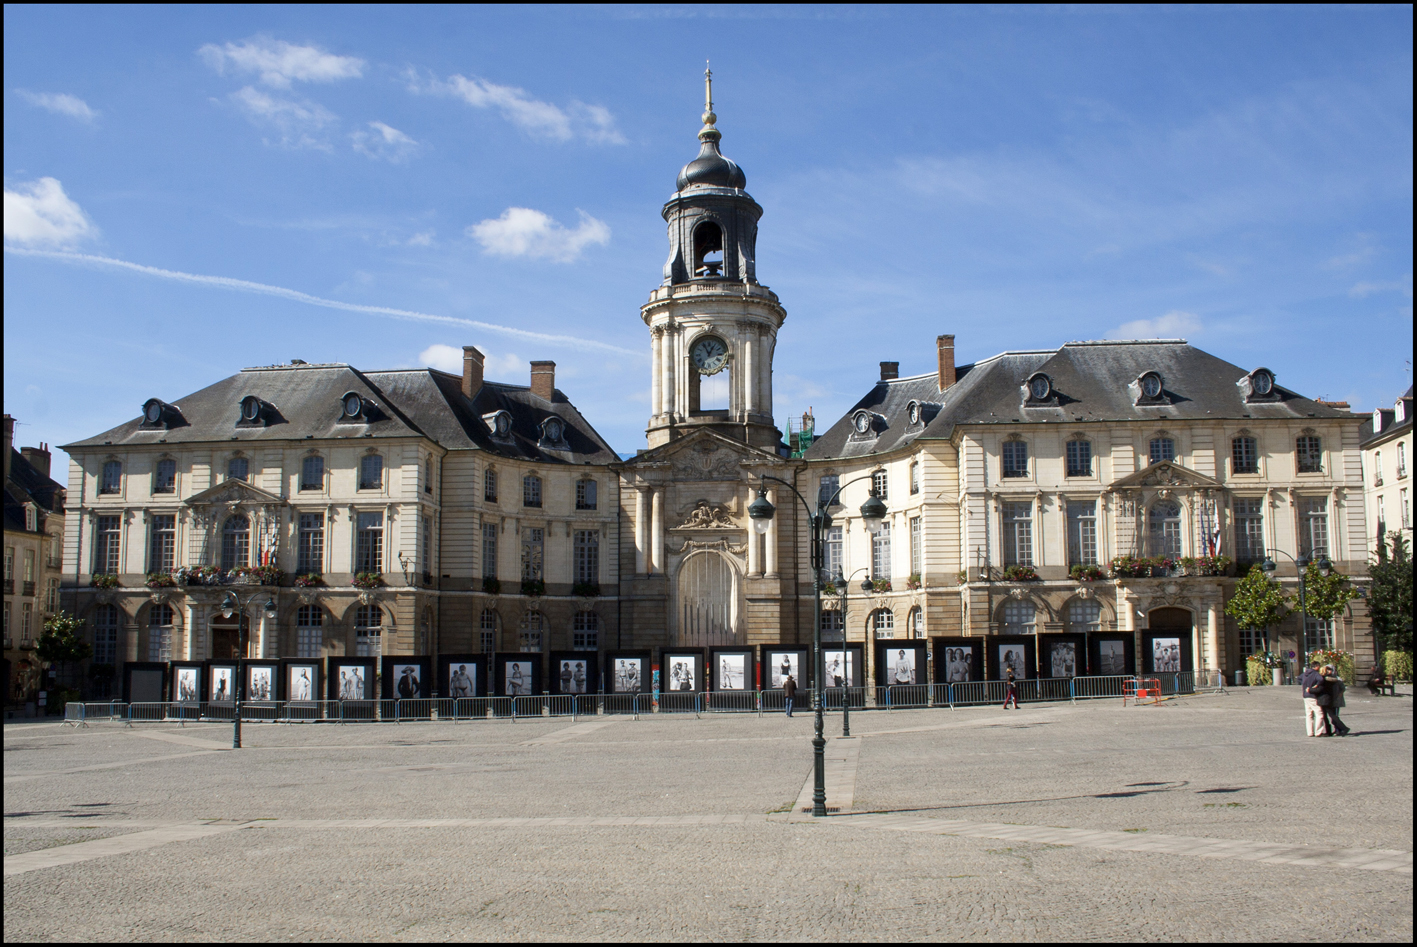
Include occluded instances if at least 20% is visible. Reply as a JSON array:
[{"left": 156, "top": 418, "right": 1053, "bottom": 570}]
[{"left": 693, "top": 220, "right": 724, "bottom": 277}]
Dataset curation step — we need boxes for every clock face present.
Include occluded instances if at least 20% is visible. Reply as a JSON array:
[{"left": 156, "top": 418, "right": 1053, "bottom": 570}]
[{"left": 690, "top": 336, "right": 729, "bottom": 375}]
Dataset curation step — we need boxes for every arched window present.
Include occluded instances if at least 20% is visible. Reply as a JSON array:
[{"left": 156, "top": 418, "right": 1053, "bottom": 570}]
[
  {"left": 1296, "top": 435, "right": 1323, "bottom": 474},
  {"left": 484, "top": 467, "right": 498, "bottom": 502},
  {"left": 693, "top": 220, "right": 724, "bottom": 277},
  {"left": 100, "top": 460, "right": 122, "bottom": 494},
  {"left": 479, "top": 608, "right": 498, "bottom": 652},
  {"left": 1066, "top": 439, "right": 1092, "bottom": 477},
  {"left": 359, "top": 453, "right": 383, "bottom": 490},
  {"left": 153, "top": 458, "right": 177, "bottom": 494},
  {"left": 523, "top": 473, "right": 542, "bottom": 508},
  {"left": 909, "top": 461, "right": 921, "bottom": 495},
  {"left": 227, "top": 457, "right": 249, "bottom": 482},
  {"left": 1067, "top": 599, "right": 1101, "bottom": 633},
  {"left": 354, "top": 604, "right": 381, "bottom": 656},
  {"left": 296, "top": 605, "right": 323, "bottom": 658},
  {"left": 519, "top": 611, "right": 544, "bottom": 652},
  {"left": 148, "top": 604, "right": 174, "bottom": 661},
  {"left": 1149, "top": 437, "right": 1175, "bottom": 464},
  {"left": 92, "top": 604, "right": 119, "bottom": 666},
  {"left": 574, "top": 611, "right": 599, "bottom": 650},
  {"left": 300, "top": 455, "right": 324, "bottom": 491},
  {"left": 221, "top": 515, "right": 250, "bottom": 571},
  {"left": 907, "top": 606, "right": 924, "bottom": 639},
  {"left": 1002, "top": 600, "right": 1035, "bottom": 635},
  {"left": 1149, "top": 500, "right": 1182, "bottom": 558},
  {"left": 871, "top": 608, "right": 895, "bottom": 639}
]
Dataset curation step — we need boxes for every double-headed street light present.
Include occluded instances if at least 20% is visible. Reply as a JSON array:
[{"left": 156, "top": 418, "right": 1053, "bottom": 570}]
[
  {"left": 1261, "top": 551, "right": 1331, "bottom": 678},
  {"left": 749, "top": 474, "right": 887, "bottom": 818},
  {"left": 219, "top": 589, "right": 278, "bottom": 749},
  {"left": 831, "top": 567, "right": 872, "bottom": 737}
]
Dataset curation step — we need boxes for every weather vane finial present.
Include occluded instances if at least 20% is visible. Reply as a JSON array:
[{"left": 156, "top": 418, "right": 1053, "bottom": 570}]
[{"left": 699, "top": 60, "right": 719, "bottom": 142}]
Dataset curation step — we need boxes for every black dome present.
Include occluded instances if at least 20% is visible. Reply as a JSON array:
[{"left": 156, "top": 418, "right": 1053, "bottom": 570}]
[{"left": 676, "top": 139, "right": 746, "bottom": 191}]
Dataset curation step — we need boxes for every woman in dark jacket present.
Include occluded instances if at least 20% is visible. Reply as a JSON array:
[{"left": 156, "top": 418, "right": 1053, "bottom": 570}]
[{"left": 1319, "top": 665, "right": 1351, "bottom": 736}]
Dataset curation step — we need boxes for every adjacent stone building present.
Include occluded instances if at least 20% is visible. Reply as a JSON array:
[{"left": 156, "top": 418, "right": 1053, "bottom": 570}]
[
  {"left": 5, "top": 415, "right": 66, "bottom": 703},
  {"left": 1362, "top": 386, "right": 1413, "bottom": 550}
]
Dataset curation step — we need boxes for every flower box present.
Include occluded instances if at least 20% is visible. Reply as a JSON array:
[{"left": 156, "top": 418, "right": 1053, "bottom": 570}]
[
  {"left": 1069, "top": 564, "right": 1106, "bottom": 582},
  {"left": 870, "top": 578, "right": 892, "bottom": 593},
  {"left": 905, "top": 574, "right": 922, "bottom": 591},
  {"left": 145, "top": 572, "right": 177, "bottom": 589},
  {"left": 1002, "top": 565, "right": 1039, "bottom": 582},
  {"left": 571, "top": 581, "right": 601, "bottom": 598},
  {"left": 352, "top": 572, "right": 383, "bottom": 590},
  {"left": 482, "top": 577, "right": 502, "bottom": 595},
  {"left": 293, "top": 573, "right": 324, "bottom": 589},
  {"left": 521, "top": 578, "right": 546, "bottom": 597},
  {"left": 90, "top": 574, "right": 121, "bottom": 590}
]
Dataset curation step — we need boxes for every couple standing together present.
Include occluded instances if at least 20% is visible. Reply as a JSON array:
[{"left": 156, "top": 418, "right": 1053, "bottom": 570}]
[{"left": 1301, "top": 660, "right": 1351, "bottom": 737}]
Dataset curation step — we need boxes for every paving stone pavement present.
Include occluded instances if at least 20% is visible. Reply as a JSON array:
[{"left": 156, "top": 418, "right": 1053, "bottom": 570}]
[{"left": 3, "top": 686, "right": 1411, "bottom": 941}]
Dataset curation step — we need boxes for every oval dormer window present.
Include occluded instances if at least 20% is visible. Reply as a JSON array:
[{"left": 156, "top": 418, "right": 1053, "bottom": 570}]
[
  {"left": 241, "top": 396, "right": 263, "bottom": 422},
  {"left": 907, "top": 401, "right": 920, "bottom": 425},
  {"left": 853, "top": 412, "right": 872, "bottom": 435},
  {"left": 1141, "top": 372, "right": 1164, "bottom": 399},
  {"left": 494, "top": 412, "right": 512, "bottom": 437},
  {"left": 1251, "top": 369, "right": 1274, "bottom": 396},
  {"left": 145, "top": 401, "right": 163, "bottom": 424},
  {"left": 1028, "top": 374, "right": 1052, "bottom": 401},
  {"left": 342, "top": 393, "right": 364, "bottom": 419},
  {"left": 544, "top": 418, "right": 564, "bottom": 441}
]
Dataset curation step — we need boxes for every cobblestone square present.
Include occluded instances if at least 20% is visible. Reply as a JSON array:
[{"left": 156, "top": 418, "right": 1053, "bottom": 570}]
[{"left": 4, "top": 687, "right": 1411, "bottom": 942}]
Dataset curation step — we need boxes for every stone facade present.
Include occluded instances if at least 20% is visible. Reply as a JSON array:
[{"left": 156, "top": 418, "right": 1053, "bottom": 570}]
[
  {"left": 4, "top": 416, "right": 66, "bottom": 704},
  {"left": 1362, "top": 387, "right": 1413, "bottom": 551}
]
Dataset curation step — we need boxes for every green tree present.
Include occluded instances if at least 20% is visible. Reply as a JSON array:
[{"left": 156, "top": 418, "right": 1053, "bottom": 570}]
[
  {"left": 1301, "top": 561, "right": 1362, "bottom": 624},
  {"left": 36, "top": 611, "right": 92, "bottom": 690},
  {"left": 1368, "top": 532, "right": 1413, "bottom": 654},
  {"left": 1225, "top": 564, "right": 1290, "bottom": 652}
]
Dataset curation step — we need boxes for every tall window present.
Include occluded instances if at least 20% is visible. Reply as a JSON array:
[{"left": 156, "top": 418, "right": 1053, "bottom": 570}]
[
  {"left": 355, "top": 512, "right": 383, "bottom": 573},
  {"left": 519, "top": 611, "right": 543, "bottom": 652},
  {"left": 871, "top": 608, "right": 895, "bottom": 639},
  {"left": 820, "top": 610, "right": 844, "bottom": 642},
  {"left": 825, "top": 525, "right": 843, "bottom": 580},
  {"left": 46, "top": 578, "right": 59, "bottom": 613},
  {"left": 521, "top": 527, "right": 544, "bottom": 581},
  {"left": 1067, "top": 600, "right": 1101, "bottom": 633},
  {"left": 1376, "top": 496, "right": 1386, "bottom": 537},
  {"left": 1067, "top": 500, "right": 1098, "bottom": 566},
  {"left": 1398, "top": 442, "right": 1407, "bottom": 478},
  {"left": 1402, "top": 488, "right": 1410, "bottom": 529},
  {"left": 96, "top": 515, "right": 122, "bottom": 574},
  {"left": 908, "top": 606, "right": 924, "bottom": 639},
  {"left": 100, "top": 460, "right": 122, "bottom": 494},
  {"left": 871, "top": 469, "right": 889, "bottom": 500},
  {"left": 479, "top": 608, "right": 497, "bottom": 652},
  {"left": 148, "top": 604, "right": 173, "bottom": 661},
  {"left": 221, "top": 515, "right": 250, "bottom": 570},
  {"left": 92, "top": 604, "right": 119, "bottom": 665},
  {"left": 1305, "top": 615, "right": 1335, "bottom": 651},
  {"left": 573, "top": 530, "right": 599, "bottom": 585},
  {"left": 1149, "top": 438, "right": 1175, "bottom": 464},
  {"left": 1374, "top": 450, "right": 1383, "bottom": 485},
  {"left": 3, "top": 546, "right": 11, "bottom": 587},
  {"left": 354, "top": 604, "right": 381, "bottom": 656},
  {"left": 484, "top": 468, "right": 498, "bottom": 502},
  {"left": 1239, "top": 627, "right": 1265, "bottom": 657},
  {"left": 424, "top": 456, "right": 434, "bottom": 494},
  {"left": 296, "top": 605, "right": 323, "bottom": 658},
  {"left": 359, "top": 454, "right": 383, "bottom": 490},
  {"left": 818, "top": 474, "right": 840, "bottom": 507},
  {"left": 1149, "top": 501, "right": 1182, "bottom": 558},
  {"left": 300, "top": 455, "right": 324, "bottom": 491},
  {"left": 1066, "top": 439, "right": 1092, "bottom": 477},
  {"left": 1295, "top": 435, "right": 1323, "bottom": 474},
  {"left": 1232, "top": 436, "right": 1258, "bottom": 474},
  {"left": 573, "top": 611, "right": 599, "bottom": 650},
  {"left": 297, "top": 513, "right": 324, "bottom": 574},
  {"left": 1234, "top": 498, "right": 1266, "bottom": 562},
  {"left": 21, "top": 603, "right": 33, "bottom": 642},
  {"left": 910, "top": 516, "right": 922, "bottom": 575},
  {"left": 523, "top": 474, "right": 542, "bottom": 508},
  {"left": 24, "top": 548, "right": 35, "bottom": 586},
  {"left": 153, "top": 458, "right": 177, "bottom": 494},
  {"left": 149, "top": 514, "right": 176, "bottom": 573},
  {"left": 1003, "top": 501, "right": 1033, "bottom": 566},
  {"left": 227, "top": 457, "right": 249, "bottom": 482},
  {"left": 910, "top": 461, "right": 921, "bottom": 495},
  {"left": 482, "top": 523, "right": 498, "bottom": 579},
  {"left": 871, "top": 521, "right": 892, "bottom": 579},
  {"left": 421, "top": 518, "right": 432, "bottom": 575},
  {"left": 1299, "top": 498, "right": 1328, "bottom": 559},
  {"left": 576, "top": 478, "right": 597, "bottom": 510},
  {"left": 1002, "top": 600, "right": 1035, "bottom": 634},
  {"left": 1002, "top": 440, "right": 1029, "bottom": 478}
]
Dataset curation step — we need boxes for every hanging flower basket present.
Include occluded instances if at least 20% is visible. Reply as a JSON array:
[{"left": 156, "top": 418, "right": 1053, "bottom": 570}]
[{"left": 521, "top": 578, "right": 546, "bottom": 597}]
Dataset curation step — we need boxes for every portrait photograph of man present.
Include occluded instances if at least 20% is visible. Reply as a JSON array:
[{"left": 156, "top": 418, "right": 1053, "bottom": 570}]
[
  {"left": 667, "top": 656, "right": 697, "bottom": 691},
  {"left": 1098, "top": 640, "right": 1127, "bottom": 676},
  {"left": 823, "top": 650, "right": 854, "bottom": 688},
  {"left": 393, "top": 664, "right": 422, "bottom": 699},
  {"left": 1050, "top": 642, "right": 1077, "bottom": 678},
  {"left": 717, "top": 654, "right": 746, "bottom": 690},
  {"left": 335, "top": 665, "right": 367, "bottom": 700},
  {"left": 889, "top": 649, "right": 916, "bottom": 686}
]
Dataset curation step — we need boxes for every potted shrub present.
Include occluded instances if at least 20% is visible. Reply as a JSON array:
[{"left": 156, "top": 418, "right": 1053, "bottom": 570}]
[
  {"left": 90, "top": 573, "right": 121, "bottom": 589},
  {"left": 1002, "top": 565, "right": 1039, "bottom": 582},
  {"left": 352, "top": 572, "right": 383, "bottom": 590},
  {"left": 905, "top": 573, "right": 922, "bottom": 591},
  {"left": 293, "top": 573, "right": 324, "bottom": 588},
  {"left": 1069, "top": 564, "right": 1105, "bottom": 582}
]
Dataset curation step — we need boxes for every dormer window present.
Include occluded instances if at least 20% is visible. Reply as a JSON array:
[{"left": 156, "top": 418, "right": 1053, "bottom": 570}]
[
  {"left": 907, "top": 401, "right": 921, "bottom": 426},
  {"left": 539, "top": 417, "right": 567, "bottom": 448},
  {"left": 1141, "top": 373, "right": 1163, "bottom": 399},
  {"left": 850, "top": 410, "right": 881, "bottom": 440},
  {"left": 1130, "top": 371, "right": 1168, "bottom": 406},
  {"left": 1027, "top": 373, "right": 1052, "bottom": 402},
  {"left": 1238, "top": 368, "right": 1279, "bottom": 403},
  {"left": 483, "top": 410, "right": 513, "bottom": 439},
  {"left": 339, "top": 391, "right": 376, "bottom": 423},
  {"left": 236, "top": 395, "right": 279, "bottom": 427}
]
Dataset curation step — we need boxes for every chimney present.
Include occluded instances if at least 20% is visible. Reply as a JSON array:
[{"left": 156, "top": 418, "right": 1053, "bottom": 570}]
[
  {"left": 461, "top": 346, "right": 485, "bottom": 399},
  {"left": 937, "top": 334, "right": 956, "bottom": 391},
  {"left": 879, "top": 361, "right": 899, "bottom": 381},
  {"left": 1315, "top": 399, "right": 1350, "bottom": 411},
  {"left": 530, "top": 361, "right": 556, "bottom": 401},
  {"left": 21, "top": 443, "right": 51, "bottom": 479},
  {"left": 2, "top": 415, "right": 12, "bottom": 484}
]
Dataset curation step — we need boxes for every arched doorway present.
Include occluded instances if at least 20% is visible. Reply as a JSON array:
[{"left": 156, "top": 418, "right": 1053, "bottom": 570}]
[{"left": 675, "top": 552, "right": 739, "bottom": 647}]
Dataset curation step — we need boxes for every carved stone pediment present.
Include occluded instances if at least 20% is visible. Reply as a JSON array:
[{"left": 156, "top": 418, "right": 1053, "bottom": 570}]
[
  {"left": 671, "top": 446, "right": 743, "bottom": 482},
  {"left": 1111, "top": 461, "right": 1222, "bottom": 492},
  {"left": 185, "top": 478, "right": 285, "bottom": 508},
  {"left": 667, "top": 537, "right": 747, "bottom": 557},
  {"left": 674, "top": 499, "right": 736, "bottom": 529}
]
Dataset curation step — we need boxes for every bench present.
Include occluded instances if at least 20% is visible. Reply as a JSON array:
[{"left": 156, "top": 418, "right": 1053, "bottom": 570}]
[{"left": 1367, "top": 675, "right": 1397, "bottom": 697}]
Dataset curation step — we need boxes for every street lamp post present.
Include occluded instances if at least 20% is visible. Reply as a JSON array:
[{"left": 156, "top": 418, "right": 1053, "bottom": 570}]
[
  {"left": 832, "top": 567, "right": 872, "bottom": 738},
  {"left": 1262, "top": 551, "right": 1331, "bottom": 680},
  {"left": 219, "top": 590, "right": 279, "bottom": 749},
  {"left": 748, "top": 474, "right": 887, "bottom": 818}
]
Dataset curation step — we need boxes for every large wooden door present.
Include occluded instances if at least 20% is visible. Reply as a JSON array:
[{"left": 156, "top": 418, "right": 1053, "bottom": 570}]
[{"left": 209, "top": 616, "right": 248, "bottom": 660}]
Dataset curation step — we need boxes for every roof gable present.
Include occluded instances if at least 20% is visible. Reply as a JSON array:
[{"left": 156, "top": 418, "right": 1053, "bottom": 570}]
[
  {"left": 185, "top": 477, "right": 285, "bottom": 507},
  {"left": 1109, "top": 461, "right": 1222, "bottom": 492}
]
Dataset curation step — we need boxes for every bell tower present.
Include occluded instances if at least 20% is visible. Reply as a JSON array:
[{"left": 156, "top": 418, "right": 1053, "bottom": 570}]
[{"left": 644, "top": 66, "right": 785, "bottom": 452}]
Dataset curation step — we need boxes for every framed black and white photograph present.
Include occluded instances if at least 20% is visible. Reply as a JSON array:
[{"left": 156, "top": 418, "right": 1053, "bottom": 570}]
[
  {"left": 604, "top": 651, "right": 650, "bottom": 693},
  {"left": 931, "top": 638, "right": 981, "bottom": 684},
  {"left": 874, "top": 641, "right": 928, "bottom": 687},
  {"left": 1142, "top": 633, "right": 1192, "bottom": 674},
  {"left": 988, "top": 637, "right": 1036, "bottom": 680},
  {"left": 1088, "top": 636, "right": 1135, "bottom": 677},
  {"left": 438, "top": 655, "right": 487, "bottom": 699},
  {"left": 1037, "top": 634, "right": 1087, "bottom": 679},
  {"left": 661, "top": 651, "right": 703, "bottom": 692},
  {"left": 208, "top": 664, "right": 236, "bottom": 702},
  {"left": 327, "top": 658, "right": 376, "bottom": 701},
  {"left": 708, "top": 648, "right": 755, "bottom": 691},
  {"left": 551, "top": 651, "right": 599, "bottom": 695},
  {"left": 381, "top": 657, "right": 432, "bottom": 700},
  {"left": 822, "top": 644, "right": 864, "bottom": 688},
  {"left": 123, "top": 662, "right": 166, "bottom": 703},
  {"left": 281, "top": 661, "right": 320, "bottom": 702},
  {"left": 496, "top": 654, "right": 541, "bottom": 697},
  {"left": 171, "top": 663, "right": 202, "bottom": 703},
  {"left": 998, "top": 645, "right": 1025, "bottom": 680},
  {"left": 246, "top": 663, "right": 277, "bottom": 702},
  {"left": 761, "top": 647, "right": 809, "bottom": 689}
]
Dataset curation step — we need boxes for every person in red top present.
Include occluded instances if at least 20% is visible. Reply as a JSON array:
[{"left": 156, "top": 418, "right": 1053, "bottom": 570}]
[{"left": 1002, "top": 667, "right": 1020, "bottom": 710}]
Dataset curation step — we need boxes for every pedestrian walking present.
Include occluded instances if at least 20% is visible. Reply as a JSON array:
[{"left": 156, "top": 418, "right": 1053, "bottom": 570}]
[
  {"left": 1320, "top": 665, "right": 1351, "bottom": 736},
  {"left": 1300, "top": 659, "right": 1328, "bottom": 737},
  {"left": 782, "top": 673, "right": 797, "bottom": 717},
  {"left": 1002, "top": 667, "right": 1020, "bottom": 710}
]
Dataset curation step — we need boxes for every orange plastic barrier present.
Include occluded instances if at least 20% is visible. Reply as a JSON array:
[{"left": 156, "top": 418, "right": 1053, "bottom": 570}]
[{"left": 1122, "top": 678, "right": 1162, "bottom": 706}]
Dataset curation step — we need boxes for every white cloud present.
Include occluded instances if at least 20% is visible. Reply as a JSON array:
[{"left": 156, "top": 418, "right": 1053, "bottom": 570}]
[
  {"left": 199, "top": 37, "right": 364, "bottom": 88},
  {"left": 3, "top": 177, "right": 97, "bottom": 247},
  {"left": 1349, "top": 274, "right": 1412, "bottom": 299},
  {"left": 1105, "top": 309, "right": 1202, "bottom": 340},
  {"left": 352, "top": 120, "right": 419, "bottom": 162},
  {"left": 409, "top": 69, "right": 625, "bottom": 144},
  {"left": 419, "top": 343, "right": 525, "bottom": 380},
  {"left": 16, "top": 90, "right": 97, "bottom": 122},
  {"left": 230, "top": 85, "right": 336, "bottom": 149},
  {"left": 406, "top": 230, "right": 434, "bottom": 247},
  {"left": 467, "top": 207, "right": 610, "bottom": 263}
]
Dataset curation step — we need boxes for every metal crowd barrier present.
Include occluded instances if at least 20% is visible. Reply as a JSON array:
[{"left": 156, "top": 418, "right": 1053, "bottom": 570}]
[
  {"left": 878, "top": 684, "right": 931, "bottom": 710},
  {"left": 702, "top": 690, "right": 759, "bottom": 714},
  {"left": 820, "top": 686, "right": 867, "bottom": 711},
  {"left": 657, "top": 692, "right": 701, "bottom": 715},
  {"left": 948, "top": 680, "right": 1006, "bottom": 706},
  {"left": 1070, "top": 675, "right": 1129, "bottom": 700}
]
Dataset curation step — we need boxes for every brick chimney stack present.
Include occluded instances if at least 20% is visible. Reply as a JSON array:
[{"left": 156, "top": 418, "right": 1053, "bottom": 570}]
[
  {"left": 2, "top": 414, "right": 13, "bottom": 485},
  {"left": 21, "top": 443, "right": 51, "bottom": 478},
  {"left": 937, "top": 335, "right": 956, "bottom": 391},
  {"left": 530, "top": 361, "right": 556, "bottom": 401},
  {"left": 461, "top": 346, "right": 485, "bottom": 399},
  {"left": 879, "top": 361, "right": 899, "bottom": 381}
]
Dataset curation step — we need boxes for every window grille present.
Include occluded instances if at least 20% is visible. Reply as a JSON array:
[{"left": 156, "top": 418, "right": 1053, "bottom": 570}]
[
  {"left": 1398, "top": 442, "right": 1407, "bottom": 478},
  {"left": 355, "top": 604, "right": 382, "bottom": 656},
  {"left": 149, "top": 514, "right": 176, "bottom": 573},
  {"left": 425, "top": 457, "right": 434, "bottom": 494},
  {"left": 1067, "top": 600, "right": 1101, "bottom": 632},
  {"left": 296, "top": 605, "right": 323, "bottom": 658},
  {"left": 871, "top": 521, "right": 891, "bottom": 579},
  {"left": 221, "top": 515, "right": 250, "bottom": 571},
  {"left": 1233, "top": 498, "right": 1265, "bottom": 562},
  {"left": 297, "top": 513, "right": 324, "bottom": 574},
  {"left": 910, "top": 516, "right": 922, "bottom": 575},
  {"left": 908, "top": 606, "right": 924, "bottom": 639},
  {"left": 818, "top": 474, "right": 840, "bottom": 508},
  {"left": 96, "top": 516, "right": 122, "bottom": 574},
  {"left": 521, "top": 528, "right": 544, "bottom": 581},
  {"left": 573, "top": 530, "right": 599, "bottom": 584},
  {"left": 1149, "top": 438, "right": 1175, "bottom": 464},
  {"left": 227, "top": 457, "right": 249, "bottom": 482},
  {"left": 1402, "top": 488, "right": 1410, "bottom": 529},
  {"left": 576, "top": 479, "right": 597, "bottom": 510},
  {"left": 1305, "top": 615, "right": 1335, "bottom": 651},
  {"left": 1066, "top": 440, "right": 1092, "bottom": 477},
  {"left": 1299, "top": 498, "right": 1328, "bottom": 559},
  {"left": 910, "top": 462, "right": 921, "bottom": 495},
  {"left": 482, "top": 523, "right": 498, "bottom": 579},
  {"left": 825, "top": 525, "right": 843, "bottom": 579},
  {"left": 1232, "top": 436, "right": 1258, "bottom": 474},
  {"left": 21, "top": 602, "right": 33, "bottom": 641},
  {"left": 820, "top": 610, "right": 843, "bottom": 641},
  {"left": 1001, "top": 440, "right": 1029, "bottom": 478},
  {"left": 871, "top": 608, "right": 895, "bottom": 638},
  {"left": 573, "top": 611, "right": 599, "bottom": 650},
  {"left": 1002, "top": 501, "right": 1032, "bottom": 566},
  {"left": 1148, "top": 501, "right": 1182, "bottom": 558},
  {"left": 523, "top": 474, "right": 542, "bottom": 508},
  {"left": 1239, "top": 627, "right": 1265, "bottom": 657},
  {"left": 100, "top": 460, "right": 122, "bottom": 494},
  {"left": 1002, "top": 600, "right": 1035, "bottom": 635},
  {"left": 46, "top": 579, "right": 59, "bottom": 613},
  {"left": 871, "top": 469, "right": 888, "bottom": 500},
  {"left": 300, "top": 455, "right": 324, "bottom": 491},
  {"left": 355, "top": 512, "right": 383, "bottom": 573},
  {"left": 479, "top": 608, "right": 497, "bottom": 652},
  {"left": 422, "top": 518, "right": 432, "bottom": 575},
  {"left": 359, "top": 454, "right": 383, "bottom": 491},
  {"left": 148, "top": 604, "right": 173, "bottom": 661},
  {"left": 519, "top": 611, "right": 543, "bottom": 652},
  {"left": 154, "top": 459, "right": 177, "bottom": 494},
  {"left": 1295, "top": 436, "right": 1323, "bottom": 474},
  {"left": 484, "top": 468, "right": 498, "bottom": 502},
  {"left": 1067, "top": 500, "right": 1097, "bottom": 566}
]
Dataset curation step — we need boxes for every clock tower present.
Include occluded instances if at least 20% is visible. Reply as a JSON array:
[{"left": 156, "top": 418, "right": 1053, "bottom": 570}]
[{"left": 643, "top": 67, "right": 785, "bottom": 452}]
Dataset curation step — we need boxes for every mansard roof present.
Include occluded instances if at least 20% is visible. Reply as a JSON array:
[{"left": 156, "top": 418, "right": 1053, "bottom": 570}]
[
  {"left": 63, "top": 363, "right": 617, "bottom": 465},
  {"left": 5, "top": 448, "right": 65, "bottom": 533},
  {"left": 805, "top": 340, "right": 1358, "bottom": 461}
]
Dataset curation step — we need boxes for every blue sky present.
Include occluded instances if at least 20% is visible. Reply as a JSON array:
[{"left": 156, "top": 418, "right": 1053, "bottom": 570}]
[{"left": 5, "top": 5, "right": 1412, "bottom": 457}]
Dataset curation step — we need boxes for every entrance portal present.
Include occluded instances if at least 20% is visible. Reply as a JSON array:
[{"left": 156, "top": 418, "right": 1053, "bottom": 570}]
[
  {"left": 675, "top": 552, "right": 739, "bottom": 647},
  {"left": 208, "top": 616, "right": 249, "bottom": 660}
]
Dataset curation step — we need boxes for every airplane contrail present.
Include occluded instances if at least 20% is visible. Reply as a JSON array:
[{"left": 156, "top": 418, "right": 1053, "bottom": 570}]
[{"left": 4, "top": 246, "right": 642, "bottom": 357}]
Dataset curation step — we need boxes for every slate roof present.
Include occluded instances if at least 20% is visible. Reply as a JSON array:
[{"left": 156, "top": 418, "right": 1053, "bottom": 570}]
[
  {"left": 805, "top": 340, "right": 1359, "bottom": 461},
  {"left": 5, "top": 449, "right": 65, "bottom": 533},
  {"left": 1360, "top": 385, "right": 1414, "bottom": 449},
  {"left": 62, "top": 363, "right": 617, "bottom": 465}
]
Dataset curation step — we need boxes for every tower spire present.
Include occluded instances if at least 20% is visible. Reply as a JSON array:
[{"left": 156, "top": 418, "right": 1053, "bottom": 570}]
[{"left": 699, "top": 61, "right": 720, "bottom": 143}]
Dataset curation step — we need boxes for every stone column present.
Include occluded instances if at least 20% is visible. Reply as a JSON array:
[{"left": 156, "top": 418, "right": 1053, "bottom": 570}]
[
  {"left": 665, "top": 329, "right": 679, "bottom": 421},
  {"left": 765, "top": 488, "right": 778, "bottom": 577},
  {"left": 651, "top": 329, "right": 663, "bottom": 418},
  {"left": 742, "top": 329, "right": 755, "bottom": 419},
  {"left": 183, "top": 601, "right": 198, "bottom": 661},
  {"left": 1206, "top": 600, "right": 1220, "bottom": 674},
  {"left": 747, "top": 484, "right": 761, "bottom": 575},
  {"left": 257, "top": 611, "right": 271, "bottom": 659},
  {"left": 650, "top": 488, "right": 664, "bottom": 574},
  {"left": 1119, "top": 587, "right": 1136, "bottom": 669},
  {"left": 635, "top": 487, "right": 648, "bottom": 575}
]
